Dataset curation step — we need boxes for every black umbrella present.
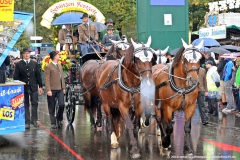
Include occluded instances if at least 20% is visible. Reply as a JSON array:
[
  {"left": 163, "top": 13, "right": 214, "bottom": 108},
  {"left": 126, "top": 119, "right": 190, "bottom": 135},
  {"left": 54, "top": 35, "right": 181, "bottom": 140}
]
[
  {"left": 208, "top": 47, "right": 231, "bottom": 54},
  {"left": 221, "top": 45, "right": 240, "bottom": 52},
  {"left": 170, "top": 48, "right": 180, "bottom": 56}
]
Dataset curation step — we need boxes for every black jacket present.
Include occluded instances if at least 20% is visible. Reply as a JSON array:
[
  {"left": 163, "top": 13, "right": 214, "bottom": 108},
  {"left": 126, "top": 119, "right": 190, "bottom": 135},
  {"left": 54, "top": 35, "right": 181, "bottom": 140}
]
[
  {"left": 0, "top": 55, "right": 10, "bottom": 83},
  {"left": 217, "top": 59, "right": 227, "bottom": 78},
  {"left": 14, "top": 60, "right": 42, "bottom": 92}
]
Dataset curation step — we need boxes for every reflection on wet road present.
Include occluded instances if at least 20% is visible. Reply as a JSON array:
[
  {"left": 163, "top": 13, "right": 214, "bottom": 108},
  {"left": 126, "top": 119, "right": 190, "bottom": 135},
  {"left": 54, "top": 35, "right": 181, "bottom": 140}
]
[{"left": 0, "top": 95, "right": 240, "bottom": 160}]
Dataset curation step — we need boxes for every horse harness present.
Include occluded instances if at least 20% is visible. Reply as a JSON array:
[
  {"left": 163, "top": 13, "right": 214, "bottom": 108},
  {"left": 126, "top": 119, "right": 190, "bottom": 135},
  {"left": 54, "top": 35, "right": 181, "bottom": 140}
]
[
  {"left": 154, "top": 48, "right": 200, "bottom": 110},
  {"left": 99, "top": 45, "right": 154, "bottom": 110}
]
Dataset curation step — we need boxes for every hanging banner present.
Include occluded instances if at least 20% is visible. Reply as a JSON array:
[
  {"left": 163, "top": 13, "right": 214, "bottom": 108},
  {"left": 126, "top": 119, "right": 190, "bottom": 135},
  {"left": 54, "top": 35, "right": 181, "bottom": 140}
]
[
  {"left": 0, "top": 0, "right": 15, "bottom": 21},
  {"left": 0, "top": 11, "right": 33, "bottom": 66},
  {"left": 41, "top": 0, "right": 105, "bottom": 29}
]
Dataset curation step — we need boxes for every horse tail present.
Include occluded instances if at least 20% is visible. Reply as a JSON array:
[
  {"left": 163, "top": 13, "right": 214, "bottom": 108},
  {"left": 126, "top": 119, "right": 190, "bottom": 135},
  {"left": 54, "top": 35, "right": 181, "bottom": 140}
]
[{"left": 84, "top": 93, "right": 97, "bottom": 118}]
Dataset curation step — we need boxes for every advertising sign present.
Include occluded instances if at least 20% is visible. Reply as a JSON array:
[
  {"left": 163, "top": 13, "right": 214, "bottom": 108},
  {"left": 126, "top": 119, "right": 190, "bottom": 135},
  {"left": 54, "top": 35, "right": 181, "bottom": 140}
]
[
  {"left": 0, "top": 11, "right": 33, "bottom": 66},
  {"left": 151, "top": 0, "right": 185, "bottom": 5},
  {"left": 0, "top": 0, "right": 14, "bottom": 21},
  {"left": 41, "top": 0, "right": 105, "bottom": 29},
  {"left": 0, "top": 83, "right": 25, "bottom": 135},
  {"left": 199, "top": 26, "right": 226, "bottom": 39}
]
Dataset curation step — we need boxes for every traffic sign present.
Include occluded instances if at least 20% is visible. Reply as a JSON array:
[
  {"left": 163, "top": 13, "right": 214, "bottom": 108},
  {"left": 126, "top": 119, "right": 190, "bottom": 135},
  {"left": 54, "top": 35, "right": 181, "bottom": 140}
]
[{"left": 30, "top": 43, "right": 42, "bottom": 47}]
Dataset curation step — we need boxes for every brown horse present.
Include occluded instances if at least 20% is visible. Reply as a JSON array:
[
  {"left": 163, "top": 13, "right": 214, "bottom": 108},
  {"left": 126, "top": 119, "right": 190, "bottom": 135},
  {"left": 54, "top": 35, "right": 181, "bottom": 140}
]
[
  {"left": 80, "top": 42, "right": 130, "bottom": 129},
  {"left": 152, "top": 39, "right": 204, "bottom": 155},
  {"left": 95, "top": 37, "right": 156, "bottom": 158},
  {"left": 105, "top": 40, "right": 130, "bottom": 60}
]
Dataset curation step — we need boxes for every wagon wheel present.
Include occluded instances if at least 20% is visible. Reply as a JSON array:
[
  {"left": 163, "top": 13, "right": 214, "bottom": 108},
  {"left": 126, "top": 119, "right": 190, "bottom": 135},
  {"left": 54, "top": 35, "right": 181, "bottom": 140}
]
[{"left": 66, "top": 87, "right": 76, "bottom": 124}]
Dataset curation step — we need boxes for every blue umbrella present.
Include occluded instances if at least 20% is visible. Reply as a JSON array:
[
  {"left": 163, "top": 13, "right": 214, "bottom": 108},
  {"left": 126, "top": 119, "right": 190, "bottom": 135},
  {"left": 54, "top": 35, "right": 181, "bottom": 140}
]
[
  {"left": 192, "top": 38, "right": 220, "bottom": 47},
  {"left": 90, "top": 22, "right": 106, "bottom": 32},
  {"left": 51, "top": 12, "right": 92, "bottom": 26}
]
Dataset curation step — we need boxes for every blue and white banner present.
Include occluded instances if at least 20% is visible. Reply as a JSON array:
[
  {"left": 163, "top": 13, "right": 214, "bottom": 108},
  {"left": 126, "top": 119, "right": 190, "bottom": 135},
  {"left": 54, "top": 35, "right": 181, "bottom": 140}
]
[
  {"left": 151, "top": 0, "right": 185, "bottom": 6},
  {"left": 0, "top": 11, "right": 33, "bottom": 66},
  {"left": 0, "top": 84, "right": 25, "bottom": 135},
  {"left": 199, "top": 26, "right": 227, "bottom": 39}
]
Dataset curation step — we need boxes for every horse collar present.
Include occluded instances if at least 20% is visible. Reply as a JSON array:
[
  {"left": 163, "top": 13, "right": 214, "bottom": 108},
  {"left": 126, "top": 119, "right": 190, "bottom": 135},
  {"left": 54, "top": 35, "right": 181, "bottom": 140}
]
[
  {"left": 117, "top": 56, "right": 140, "bottom": 93},
  {"left": 169, "top": 61, "right": 198, "bottom": 95}
]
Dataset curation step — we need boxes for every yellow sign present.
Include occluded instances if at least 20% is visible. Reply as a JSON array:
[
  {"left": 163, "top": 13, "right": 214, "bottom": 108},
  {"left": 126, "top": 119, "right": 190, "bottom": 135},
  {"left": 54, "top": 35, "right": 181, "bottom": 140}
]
[
  {"left": 0, "top": 0, "right": 15, "bottom": 21},
  {"left": 0, "top": 108, "right": 15, "bottom": 121}
]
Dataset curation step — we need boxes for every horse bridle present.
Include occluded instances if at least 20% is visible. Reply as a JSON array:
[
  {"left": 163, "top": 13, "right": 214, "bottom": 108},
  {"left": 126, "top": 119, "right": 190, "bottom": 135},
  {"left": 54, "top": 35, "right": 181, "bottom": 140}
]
[
  {"left": 133, "top": 44, "right": 155, "bottom": 78},
  {"left": 182, "top": 47, "right": 200, "bottom": 75},
  {"left": 110, "top": 42, "right": 129, "bottom": 58}
]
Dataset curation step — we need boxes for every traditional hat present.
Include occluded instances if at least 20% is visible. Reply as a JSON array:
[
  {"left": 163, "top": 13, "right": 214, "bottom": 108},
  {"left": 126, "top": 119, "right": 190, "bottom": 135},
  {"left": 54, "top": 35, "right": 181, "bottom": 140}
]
[
  {"left": 81, "top": 13, "right": 89, "bottom": 19},
  {"left": 205, "top": 60, "right": 213, "bottom": 65},
  {"left": 49, "top": 51, "right": 58, "bottom": 59},
  {"left": 105, "top": 18, "right": 115, "bottom": 25},
  {"left": 106, "top": 25, "right": 114, "bottom": 30},
  {"left": 21, "top": 48, "right": 30, "bottom": 54}
]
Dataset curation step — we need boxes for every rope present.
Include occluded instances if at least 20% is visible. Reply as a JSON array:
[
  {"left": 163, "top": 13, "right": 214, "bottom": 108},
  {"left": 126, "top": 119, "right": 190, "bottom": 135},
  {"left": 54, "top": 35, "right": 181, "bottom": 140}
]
[{"left": 90, "top": 44, "right": 140, "bottom": 79}]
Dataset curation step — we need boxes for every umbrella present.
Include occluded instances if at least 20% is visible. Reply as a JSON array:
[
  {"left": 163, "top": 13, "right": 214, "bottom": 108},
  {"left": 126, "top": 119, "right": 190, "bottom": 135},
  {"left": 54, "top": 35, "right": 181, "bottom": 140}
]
[
  {"left": 220, "top": 45, "right": 240, "bottom": 52},
  {"left": 90, "top": 22, "right": 106, "bottom": 32},
  {"left": 220, "top": 53, "right": 240, "bottom": 58},
  {"left": 170, "top": 48, "right": 180, "bottom": 56},
  {"left": 51, "top": 12, "right": 92, "bottom": 26},
  {"left": 192, "top": 38, "right": 220, "bottom": 47},
  {"left": 208, "top": 47, "right": 231, "bottom": 54}
]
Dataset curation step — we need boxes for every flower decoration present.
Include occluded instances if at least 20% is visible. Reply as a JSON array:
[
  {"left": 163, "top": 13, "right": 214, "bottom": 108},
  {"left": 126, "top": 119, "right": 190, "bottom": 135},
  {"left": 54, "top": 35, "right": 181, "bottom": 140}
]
[
  {"left": 41, "top": 51, "right": 71, "bottom": 71},
  {"left": 89, "top": 14, "right": 96, "bottom": 22}
]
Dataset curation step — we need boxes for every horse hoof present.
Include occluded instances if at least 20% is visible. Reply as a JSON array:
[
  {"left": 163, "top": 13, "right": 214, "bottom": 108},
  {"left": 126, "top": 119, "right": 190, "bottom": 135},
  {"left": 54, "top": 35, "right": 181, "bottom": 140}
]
[
  {"left": 156, "top": 130, "right": 161, "bottom": 136},
  {"left": 91, "top": 124, "right": 96, "bottom": 130},
  {"left": 163, "top": 147, "right": 168, "bottom": 151},
  {"left": 131, "top": 153, "right": 141, "bottom": 159},
  {"left": 184, "top": 149, "right": 193, "bottom": 155},
  {"left": 111, "top": 143, "right": 119, "bottom": 149}
]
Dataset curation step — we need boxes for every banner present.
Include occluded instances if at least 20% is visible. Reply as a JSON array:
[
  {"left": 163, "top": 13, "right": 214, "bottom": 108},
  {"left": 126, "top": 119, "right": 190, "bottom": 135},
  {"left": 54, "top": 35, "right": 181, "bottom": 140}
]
[
  {"left": 151, "top": 0, "right": 185, "bottom": 6},
  {"left": 0, "top": 83, "right": 25, "bottom": 135},
  {"left": 0, "top": 11, "right": 33, "bottom": 67},
  {"left": 0, "top": 0, "right": 14, "bottom": 21},
  {"left": 41, "top": 0, "right": 105, "bottom": 29},
  {"left": 199, "top": 26, "right": 227, "bottom": 39}
]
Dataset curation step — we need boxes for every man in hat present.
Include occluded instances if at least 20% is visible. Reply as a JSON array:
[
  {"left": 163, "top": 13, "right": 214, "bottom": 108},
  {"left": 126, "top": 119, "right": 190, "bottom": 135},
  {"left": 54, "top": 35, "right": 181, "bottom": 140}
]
[
  {"left": 78, "top": 13, "right": 100, "bottom": 55},
  {"left": 205, "top": 60, "right": 220, "bottom": 116},
  {"left": 30, "top": 55, "right": 37, "bottom": 62},
  {"left": 14, "top": 48, "right": 43, "bottom": 129},
  {"left": 44, "top": 51, "right": 66, "bottom": 129},
  {"left": 99, "top": 18, "right": 120, "bottom": 42},
  {"left": 58, "top": 24, "right": 72, "bottom": 51},
  {"left": 204, "top": 51, "right": 216, "bottom": 66},
  {"left": 101, "top": 25, "right": 121, "bottom": 51}
]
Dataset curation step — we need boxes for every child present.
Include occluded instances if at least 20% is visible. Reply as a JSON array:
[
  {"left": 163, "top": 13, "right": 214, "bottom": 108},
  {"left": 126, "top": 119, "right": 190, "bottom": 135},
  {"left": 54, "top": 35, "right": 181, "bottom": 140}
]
[
  {"left": 101, "top": 25, "right": 120, "bottom": 51},
  {"left": 205, "top": 60, "right": 220, "bottom": 116}
]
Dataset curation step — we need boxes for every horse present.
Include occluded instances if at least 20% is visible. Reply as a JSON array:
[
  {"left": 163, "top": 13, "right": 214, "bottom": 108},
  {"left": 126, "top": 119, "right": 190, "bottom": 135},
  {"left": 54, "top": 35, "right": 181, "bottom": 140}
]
[
  {"left": 104, "top": 40, "right": 130, "bottom": 60},
  {"left": 152, "top": 39, "right": 204, "bottom": 155},
  {"left": 80, "top": 42, "right": 130, "bottom": 129},
  {"left": 154, "top": 46, "right": 169, "bottom": 64},
  {"left": 95, "top": 36, "right": 156, "bottom": 158}
]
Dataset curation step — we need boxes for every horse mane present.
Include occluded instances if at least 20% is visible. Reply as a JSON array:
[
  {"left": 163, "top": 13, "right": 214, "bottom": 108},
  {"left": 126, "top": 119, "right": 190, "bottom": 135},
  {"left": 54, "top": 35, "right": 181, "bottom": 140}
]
[
  {"left": 172, "top": 46, "right": 185, "bottom": 68},
  {"left": 105, "top": 45, "right": 115, "bottom": 57},
  {"left": 123, "top": 45, "right": 134, "bottom": 69}
]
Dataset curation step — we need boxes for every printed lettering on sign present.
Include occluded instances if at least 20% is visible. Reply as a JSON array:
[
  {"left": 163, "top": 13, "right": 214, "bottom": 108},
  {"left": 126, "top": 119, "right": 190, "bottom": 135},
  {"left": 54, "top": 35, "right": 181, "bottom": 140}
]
[{"left": 0, "top": 108, "right": 15, "bottom": 121}]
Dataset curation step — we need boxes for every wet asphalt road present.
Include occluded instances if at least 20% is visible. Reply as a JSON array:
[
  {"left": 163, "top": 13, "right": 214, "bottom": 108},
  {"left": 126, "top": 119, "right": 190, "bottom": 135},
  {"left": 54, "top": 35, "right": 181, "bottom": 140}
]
[{"left": 0, "top": 94, "right": 240, "bottom": 160}]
